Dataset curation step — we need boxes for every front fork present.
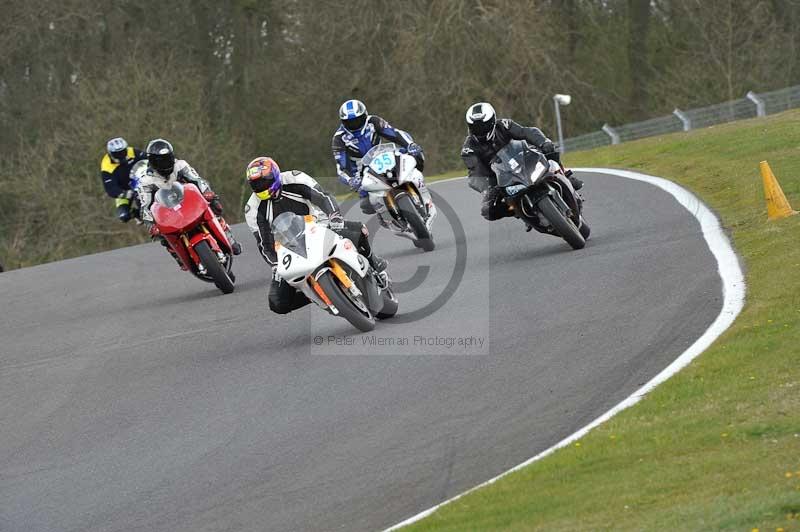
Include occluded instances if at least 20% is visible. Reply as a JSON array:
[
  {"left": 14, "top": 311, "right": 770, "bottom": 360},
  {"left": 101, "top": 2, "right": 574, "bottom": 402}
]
[{"left": 386, "top": 184, "right": 434, "bottom": 218}]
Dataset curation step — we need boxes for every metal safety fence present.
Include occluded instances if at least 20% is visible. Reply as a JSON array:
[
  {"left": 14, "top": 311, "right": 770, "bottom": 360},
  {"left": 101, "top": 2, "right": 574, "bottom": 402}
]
[{"left": 562, "top": 84, "right": 800, "bottom": 153}]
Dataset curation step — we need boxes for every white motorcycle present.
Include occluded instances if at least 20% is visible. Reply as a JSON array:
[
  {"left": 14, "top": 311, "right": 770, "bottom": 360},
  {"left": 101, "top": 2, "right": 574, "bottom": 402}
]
[
  {"left": 272, "top": 212, "right": 398, "bottom": 332},
  {"left": 359, "top": 143, "right": 437, "bottom": 251}
]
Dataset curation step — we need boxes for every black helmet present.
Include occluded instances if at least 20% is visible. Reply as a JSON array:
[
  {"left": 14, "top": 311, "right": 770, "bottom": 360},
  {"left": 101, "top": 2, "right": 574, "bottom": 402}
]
[
  {"left": 146, "top": 138, "right": 175, "bottom": 177},
  {"left": 106, "top": 137, "right": 129, "bottom": 163},
  {"left": 466, "top": 102, "right": 497, "bottom": 141}
]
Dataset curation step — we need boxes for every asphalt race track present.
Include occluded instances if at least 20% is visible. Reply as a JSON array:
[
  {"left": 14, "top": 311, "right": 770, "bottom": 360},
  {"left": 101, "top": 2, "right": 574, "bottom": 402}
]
[{"left": 0, "top": 171, "right": 722, "bottom": 532}]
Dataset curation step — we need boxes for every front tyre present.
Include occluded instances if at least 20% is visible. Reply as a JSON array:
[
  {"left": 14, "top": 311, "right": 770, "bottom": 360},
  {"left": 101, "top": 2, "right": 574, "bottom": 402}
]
[
  {"left": 538, "top": 196, "right": 586, "bottom": 250},
  {"left": 396, "top": 193, "right": 434, "bottom": 251},
  {"left": 317, "top": 271, "right": 376, "bottom": 332},
  {"left": 194, "top": 240, "right": 235, "bottom": 294}
]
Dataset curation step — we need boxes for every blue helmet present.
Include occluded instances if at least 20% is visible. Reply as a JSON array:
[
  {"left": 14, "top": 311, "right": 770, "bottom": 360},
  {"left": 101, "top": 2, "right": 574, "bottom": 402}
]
[{"left": 339, "top": 99, "right": 368, "bottom": 133}]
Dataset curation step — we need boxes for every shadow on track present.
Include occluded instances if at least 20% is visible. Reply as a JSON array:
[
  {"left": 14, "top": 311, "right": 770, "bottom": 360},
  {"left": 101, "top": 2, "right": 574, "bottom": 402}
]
[{"left": 124, "top": 287, "right": 225, "bottom": 312}]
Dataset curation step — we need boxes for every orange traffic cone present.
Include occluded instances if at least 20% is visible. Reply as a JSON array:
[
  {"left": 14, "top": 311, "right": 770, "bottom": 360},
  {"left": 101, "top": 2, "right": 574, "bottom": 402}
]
[{"left": 760, "top": 161, "right": 797, "bottom": 220}]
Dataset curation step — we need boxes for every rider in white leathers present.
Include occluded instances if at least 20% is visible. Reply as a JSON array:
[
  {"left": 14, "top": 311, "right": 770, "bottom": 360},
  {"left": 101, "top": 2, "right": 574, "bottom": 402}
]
[{"left": 137, "top": 138, "right": 242, "bottom": 260}]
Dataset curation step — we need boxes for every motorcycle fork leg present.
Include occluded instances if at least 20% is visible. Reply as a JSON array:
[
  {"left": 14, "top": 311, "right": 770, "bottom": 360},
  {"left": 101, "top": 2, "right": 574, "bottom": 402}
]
[
  {"left": 309, "top": 277, "right": 333, "bottom": 307},
  {"left": 417, "top": 183, "right": 433, "bottom": 206},
  {"left": 329, "top": 259, "right": 353, "bottom": 289},
  {"left": 385, "top": 192, "right": 397, "bottom": 213},
  {"left": 405, "top": 184, "right": 424, "bottom": 208}
]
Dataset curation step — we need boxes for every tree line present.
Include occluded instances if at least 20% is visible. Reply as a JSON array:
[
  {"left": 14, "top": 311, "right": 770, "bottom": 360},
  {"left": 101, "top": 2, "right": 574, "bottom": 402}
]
[{"left": 1, "top": 0, "right": 798, "bottom": 269}]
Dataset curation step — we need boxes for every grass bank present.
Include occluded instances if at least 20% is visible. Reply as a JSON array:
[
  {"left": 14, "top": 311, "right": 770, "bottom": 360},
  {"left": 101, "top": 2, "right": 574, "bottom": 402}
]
[{"left": 404, "top": 110, "right": 800, "bottom": 531}]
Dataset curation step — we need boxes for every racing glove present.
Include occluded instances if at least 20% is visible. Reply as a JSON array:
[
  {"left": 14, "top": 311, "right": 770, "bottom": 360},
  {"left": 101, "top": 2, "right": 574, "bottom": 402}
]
[
  {"left": 540, "top": 141, "right": 561, "bottom": 163},
  {"left": 348, "top": 173, "right": 362, "bottom": 191},
  {"left": 116, "top": 190, "right": 134, "bottom": 223},
  {"left": 329, "top": 213, "right": 345, "bottom": 231},
  {"left": 203, "top": 191, "right": 224, "bottom": 215},
  {"left": 116, "top": 204, "right": 132, "bottom": 223},
  {"left": 407, "top": 143, "right": 423, "bottom": 158}
]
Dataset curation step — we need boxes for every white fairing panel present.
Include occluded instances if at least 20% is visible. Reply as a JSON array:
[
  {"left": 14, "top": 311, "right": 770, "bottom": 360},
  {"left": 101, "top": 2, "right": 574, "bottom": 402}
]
[
  {"left": 361, "top": 174, "right": 391, "bottom": 193},
  {"left": 276, "top": 219, "right": 369, "bottom": 307},
  {"left": 397, "top": 154, "right": 422, "bottom": 188}
]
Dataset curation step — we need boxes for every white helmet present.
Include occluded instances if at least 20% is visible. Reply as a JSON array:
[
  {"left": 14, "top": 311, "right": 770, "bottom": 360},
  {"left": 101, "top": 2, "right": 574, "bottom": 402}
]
[
  {"left": 106, "top": 137, "right": 129, "bottom": 162},
  {"left": 466, "top": 102, "right": 497, "bottom": 141}
]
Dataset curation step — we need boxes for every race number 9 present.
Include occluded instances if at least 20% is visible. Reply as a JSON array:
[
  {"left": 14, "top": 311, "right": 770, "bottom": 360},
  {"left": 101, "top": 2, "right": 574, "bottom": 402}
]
[{"left": 282, "top": 254, "right": 292, "bottom": 269}]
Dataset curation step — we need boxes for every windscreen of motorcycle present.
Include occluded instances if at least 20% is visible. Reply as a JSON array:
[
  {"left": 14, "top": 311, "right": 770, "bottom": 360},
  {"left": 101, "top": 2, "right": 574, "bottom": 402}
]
[
  {"left": 154, "top": 182, "right": 185, "bottom": 208},
  {"left": 273, "top": 212, "right": 307, "bottom": 257},
  {"left": 492, "top": 140, "right": 548, "bottom": 189},
  {"left": 362, "top": 143, "right": 397, "bottom": 176},
  {"left": 151, "top": 182, "right": 209, "bottom": 233}
]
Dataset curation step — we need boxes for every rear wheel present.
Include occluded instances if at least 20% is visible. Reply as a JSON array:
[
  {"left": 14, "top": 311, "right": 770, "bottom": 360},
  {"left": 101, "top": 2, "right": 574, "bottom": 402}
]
[
  {"left": 537, "top": 196, "right": 585, "bottom": 250},
  {"left": 396, "top": 193, "right": 434, "bottom": 251},
  {"left": 194, "top": 240, "right": 235, "bottom": 294},
  {"left": 376, "top": 286, "right": 398, "bottom": 319},
  {"left": 317, "top": 271, "right": 376, "bottom": 332},
  {"left": 579, "top": 216, "right": 591, "bottom": 239}
]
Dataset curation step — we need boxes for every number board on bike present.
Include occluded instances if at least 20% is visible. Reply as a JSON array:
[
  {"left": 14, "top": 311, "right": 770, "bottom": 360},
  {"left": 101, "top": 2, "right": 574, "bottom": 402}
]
[{"left": 368, "top": 152, "right": 395, "bottom": 174}]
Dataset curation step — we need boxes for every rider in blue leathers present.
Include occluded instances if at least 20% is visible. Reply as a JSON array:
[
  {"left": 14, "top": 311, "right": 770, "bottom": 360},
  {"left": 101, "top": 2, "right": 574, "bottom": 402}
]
[{"left": 331, "top": 99, "right": 429, "bottom": 215}]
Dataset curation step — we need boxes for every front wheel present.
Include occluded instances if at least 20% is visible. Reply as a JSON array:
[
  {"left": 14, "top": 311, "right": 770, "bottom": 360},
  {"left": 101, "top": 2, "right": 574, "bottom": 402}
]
[
  {"left": 194, "top": 240, "right": 235, "bottom": 294},
  {"left": 537, "top": 196, "right": 585, "bottom": 250},
  {"left": 396, "top": 193, "right": 434, "bottom": 251},
  {"left": 317, "top": 271, "right": 376, "bottom": 332}
]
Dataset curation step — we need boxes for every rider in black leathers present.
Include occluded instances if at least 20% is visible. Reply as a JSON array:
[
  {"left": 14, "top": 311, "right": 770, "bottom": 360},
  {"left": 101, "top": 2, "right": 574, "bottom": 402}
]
[{"left": 460, "top": 102, "right": 583, "bottom": 221}]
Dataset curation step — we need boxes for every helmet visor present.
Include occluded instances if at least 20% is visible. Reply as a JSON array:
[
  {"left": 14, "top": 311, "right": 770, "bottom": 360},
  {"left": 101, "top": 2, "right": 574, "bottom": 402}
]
[
  {"left": 469, "top": 118, "right": 496, "bottom": 140},
  {"left": 342, "top": 114, "right": 367, "bottom": 132},
  {"left": 150, "top": 153, "right": 175, "bottom": 175},
  {"left": 110, "top": 149, "right": 128, "bottom": 163},
  {"left": 248, "top": 171, "right": 281, "bottom": 200}
]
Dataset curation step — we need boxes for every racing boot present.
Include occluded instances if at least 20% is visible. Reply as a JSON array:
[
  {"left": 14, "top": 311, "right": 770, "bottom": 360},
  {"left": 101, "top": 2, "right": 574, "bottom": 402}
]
[
  {"left": 360, "top": 195, "right": 376, "bottom": 215},
  {"left": 367, "top": 252, "right": 388, "bottom": 273},
  {"left": 365, "top": 250, "right": 389, "bottom": 289},
  {"left": 358, "top": 237, "right": 387, "bottom": 272},
  {"left": 228, "top": 233, "right": 243, "bottom": 255},
  {"left": 353, "top": 223, "right": 386, "bottom": 272},
  {"left": 218, "top": 217, "right": 242, "bottom": 255},
  {"left": 565, "top": 169, "right": 583, "bottom": 191}
]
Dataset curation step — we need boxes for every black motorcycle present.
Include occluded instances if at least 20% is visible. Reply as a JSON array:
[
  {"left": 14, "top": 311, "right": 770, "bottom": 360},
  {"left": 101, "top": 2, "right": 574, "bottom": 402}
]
[{"left": 487, "top": 140, "right": 589, "bottom": 249}]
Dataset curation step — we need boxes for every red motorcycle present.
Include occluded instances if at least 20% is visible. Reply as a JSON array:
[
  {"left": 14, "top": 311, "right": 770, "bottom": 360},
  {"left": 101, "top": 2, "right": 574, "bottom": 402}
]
[{"left": 151, "top": 182, "right": 236, "bottom": 294}]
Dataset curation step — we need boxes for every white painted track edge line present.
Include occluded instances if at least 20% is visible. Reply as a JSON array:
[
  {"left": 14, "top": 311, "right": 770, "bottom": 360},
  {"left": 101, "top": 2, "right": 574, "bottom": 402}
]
[{"left": 383, "top": 168, "right": 746, "bottom": 531}]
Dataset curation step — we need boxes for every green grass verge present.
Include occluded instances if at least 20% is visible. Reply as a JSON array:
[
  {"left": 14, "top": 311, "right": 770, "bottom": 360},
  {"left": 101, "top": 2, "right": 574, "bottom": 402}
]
[{"left": 404, "top": 110, "right": 800, "bottom": 531}]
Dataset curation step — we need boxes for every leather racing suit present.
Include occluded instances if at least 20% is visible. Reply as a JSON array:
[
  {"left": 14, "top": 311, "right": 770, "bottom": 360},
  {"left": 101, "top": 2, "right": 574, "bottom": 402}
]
[
  {"left": 244, "top": 169, "right": 385, "bottom": 314},
  {"left": 331, "top": 115, "right": 431, "bottom": 214},
  {"left": 460, "top": 118, "right": 581, "bottom": 220},
  {"left": 137, "top": 160, "right": 240, "bottom": 266}
]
